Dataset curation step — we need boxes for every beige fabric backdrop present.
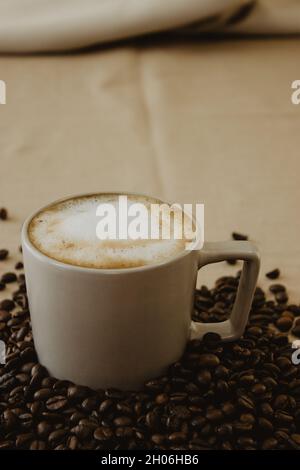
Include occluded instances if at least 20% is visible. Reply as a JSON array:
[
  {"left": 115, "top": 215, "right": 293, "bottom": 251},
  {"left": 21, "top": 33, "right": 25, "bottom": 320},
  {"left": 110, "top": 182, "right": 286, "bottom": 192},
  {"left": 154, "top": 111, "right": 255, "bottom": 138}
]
[{"left": 0, "top": 37, "right": 300, "bottom": 303}]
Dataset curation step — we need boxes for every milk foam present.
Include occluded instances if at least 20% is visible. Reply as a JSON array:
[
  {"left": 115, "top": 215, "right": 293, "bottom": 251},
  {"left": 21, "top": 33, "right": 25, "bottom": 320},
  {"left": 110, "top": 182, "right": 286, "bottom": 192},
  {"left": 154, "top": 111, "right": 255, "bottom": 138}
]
[{"left": 28, "top": 195, "right": 190, "bottom": 269}]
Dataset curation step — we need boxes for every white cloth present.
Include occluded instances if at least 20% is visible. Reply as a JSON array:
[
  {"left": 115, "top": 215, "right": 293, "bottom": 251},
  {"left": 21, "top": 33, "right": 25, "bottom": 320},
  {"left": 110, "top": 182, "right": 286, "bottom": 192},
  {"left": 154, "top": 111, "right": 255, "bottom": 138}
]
[{"left": 0, "top": 0, "right": 299, "bottom": 53}]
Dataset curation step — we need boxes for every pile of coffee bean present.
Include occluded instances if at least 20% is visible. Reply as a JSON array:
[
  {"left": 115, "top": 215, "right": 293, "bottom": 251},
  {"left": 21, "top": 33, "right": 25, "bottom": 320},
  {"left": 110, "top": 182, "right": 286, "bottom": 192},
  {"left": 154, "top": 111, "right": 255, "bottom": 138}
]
[{"left": 1, "top": 264, "right": 300, "bottom": 450}]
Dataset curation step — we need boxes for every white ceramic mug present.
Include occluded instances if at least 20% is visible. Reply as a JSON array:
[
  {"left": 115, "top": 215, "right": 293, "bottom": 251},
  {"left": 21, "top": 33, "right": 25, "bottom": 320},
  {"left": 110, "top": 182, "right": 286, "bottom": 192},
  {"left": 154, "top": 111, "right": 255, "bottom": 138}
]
[{"left": 22, "top": 193, "right": 260, "bottom": 390}]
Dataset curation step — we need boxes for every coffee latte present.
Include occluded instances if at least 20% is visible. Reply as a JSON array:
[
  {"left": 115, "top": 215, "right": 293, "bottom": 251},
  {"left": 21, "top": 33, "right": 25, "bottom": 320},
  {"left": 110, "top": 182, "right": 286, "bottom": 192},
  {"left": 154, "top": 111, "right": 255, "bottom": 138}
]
[{"left": 28, "top": 194, "right": 193, "bottom": 269}]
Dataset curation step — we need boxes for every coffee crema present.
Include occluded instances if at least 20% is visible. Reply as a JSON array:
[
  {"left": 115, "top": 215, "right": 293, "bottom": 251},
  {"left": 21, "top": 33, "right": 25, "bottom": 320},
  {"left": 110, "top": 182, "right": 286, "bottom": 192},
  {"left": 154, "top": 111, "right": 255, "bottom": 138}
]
[{"left": 28, "top": 194, "right": 193, "bottom": 269}]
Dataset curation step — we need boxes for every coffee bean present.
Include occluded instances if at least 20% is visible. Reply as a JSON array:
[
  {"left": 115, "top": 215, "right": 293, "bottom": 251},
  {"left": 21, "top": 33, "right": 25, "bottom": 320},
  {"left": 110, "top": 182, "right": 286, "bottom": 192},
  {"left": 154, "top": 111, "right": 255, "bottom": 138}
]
[
  {"left": 94, "top": 427, "right": 114, "bottom": 441},
  {"left": 113, "top": 416, "right": 132, "bottom": 427},
  {"left": 266, "top": 269, "right": 280, "bottom": 280},
  {"left": 67, "top": 385, "right": 89, "bottom": 400},
  {"left": 198, "top": 354, "right": 220, "bottom": 368},
  {"left": 16, "top": 432, "right": 35, "bottom": 449},
  {"left": 155, "top": 393, "right": 169, "bottom": 405},
  {"left": 0, "top": 299, "right": 15, "bottom": 311},
  {"left": 0, "top": 249, "right": 9, "bottom": 260},
  {"left": 48, "top": 429, "right": 68, "bottom": 446},
  {"left": 232, "top": 232, "right": 248, "bottom": 241},
  {"left": 197, "top": 370, "right": 212, "bottom": 386},
  {"left": 34, "top": 388, "right": 53, "bottom": 401},
  {"left": 206, "top": 408, "right": 223, "bottom": 422},
  {"left": 0, "top": 208, "right": 8, "bottom": 220},
  {"left": 238, "top": 396, "right": 255, "bottom": 411},
  {"left": 0, "top": 309, "right": 10, "bottom": 322},
  {"left": 46, "top": 396, "right": 68, "bottom": 411},
  {"left": 292, "top": 325, "right": 300, "bottom": 337},
  {"left": 262, "top": 437, "right": 278, "bottom": 450},
  {"left": 251, "top": 383, "right": 267, "bottom": 396},
  {"left": 1, "top": 273, "right": 17, "bottom": 284},
  {"left": 15, "top": 262, "right": 24, "bottom": 270},
  {"left": 269, "top": 284, "right": 286, "bottom": 294},
  {"left": 30, "top": 440, "right": 46, "bottom": 450},
  {"left": 275, "top": 316, "right": 293, "bottom": 332},
  {"left": 168, "top": 432, "right": 187, "bottom": 444}
]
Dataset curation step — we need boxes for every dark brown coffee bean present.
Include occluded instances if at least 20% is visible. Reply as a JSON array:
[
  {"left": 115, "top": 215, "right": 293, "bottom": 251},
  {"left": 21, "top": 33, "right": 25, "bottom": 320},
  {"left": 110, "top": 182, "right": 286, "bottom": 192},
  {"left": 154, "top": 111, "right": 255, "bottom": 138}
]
[
  {"left": 251, "top": 383, "right": 267, "bottom": 396},
  {"left": 16, "top": 432, "right": 35, "bottom": 448},
  {"left": 197, "top": 370, "right": 212, "bottom": 386},
  {"left": 67, "top": 385, "right": 89, "bottom": 400},
  {"left": 37, "top": 421, "right": 53, "bottom": 439},
  {"left": 0, "top": 249, "right": 9, "bottom": 260},
  {"left": 94, "top": 427, "right": 114, "bottom": 441},
  {"left": 262, "top": 437, "right": 278, "bottom": 450},
  {"left": 0, "top": 299, "right": 15, "bottom": 311},
  {"left": 198, "top": 354, "right": 220, "bottom": 368},
  {"left": 67, "top": 435, "right": 79, "bottom": 450},
  {"left": 113, "top": 416, "right": 132, "bottom": 427},
  {"left": 266, "top": 269, "right": 280, "bottom": 280},
  {"left": 0, "top": 309, "right": 10, "bottom": 322},
  {"left": 151, "top": 434, "right": 165, "bottom": 445},
  {"left": 232, "top": 232, "right": 248, "bottom": 241},
  {"left": 269, "top": 284, "right": 286, "bottom": 294},
  {"left": 292, "top": 325, "right": 300, "bottom": 337},
  {"left": 155, "top": 393, "right": 169, "bottom": 405},
  {"left": 258, "top": 417, "right": 273, "bottom": 434},
  {"left": 46, "top": 396, "right": 68, "bottom": 411},
  {"left": 30, "top": 440, "right": 46, "bottom": 450},
  {"left": 34, "top": 388, "right": 53, "bottom": 401},
  {"left": 276, "top": 316, "right": 293, "bottom": 332},
  {"left": 238, "top": 396, "right": 255, "bottom": 411},
  {"left": 15, "top": 262, "right": 24, "bottom": 270},
  {"left": 0, "top": 208, "right": 8, "bottom": 220},
  {"left": 1, "top": 273, "right": 17, "bottom": 284},
  {"left": 48, "top": 429, "right": 68, "bottom": 446},
  {"left": 168, "top": 432, "right": 187, "bottom": 444},
  {"left": 276, "top": 292, "right": 288, "bottom": 304},
  {"left": 206, "top": 408, "right": 223, "bottom": 422},
  {"left": 99, "top": 399, "right": 113, "bottom": 413}
]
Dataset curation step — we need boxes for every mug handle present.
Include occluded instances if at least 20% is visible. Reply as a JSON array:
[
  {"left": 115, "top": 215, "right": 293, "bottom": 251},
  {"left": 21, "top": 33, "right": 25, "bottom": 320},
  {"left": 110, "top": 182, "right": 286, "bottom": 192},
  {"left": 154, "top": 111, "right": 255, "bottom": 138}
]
[{"left": 190, "top": 241, "right": 260, "bottom": 341}]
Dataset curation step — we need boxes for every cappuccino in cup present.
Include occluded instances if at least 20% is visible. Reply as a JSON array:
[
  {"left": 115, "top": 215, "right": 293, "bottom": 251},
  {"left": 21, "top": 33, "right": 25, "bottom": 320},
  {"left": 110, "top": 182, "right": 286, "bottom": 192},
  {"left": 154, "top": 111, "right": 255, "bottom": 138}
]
[{"left": 28, "top": 194, "right": 192, "bottom": 269}]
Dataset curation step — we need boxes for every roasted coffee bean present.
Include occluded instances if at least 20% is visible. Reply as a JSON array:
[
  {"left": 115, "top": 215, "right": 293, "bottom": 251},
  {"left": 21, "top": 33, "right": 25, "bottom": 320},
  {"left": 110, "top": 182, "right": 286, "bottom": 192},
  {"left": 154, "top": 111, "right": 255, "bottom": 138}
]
[
  {"left": 48, "top": 429, "right": 68, "bottom": 446},
  {"left": 266, "top": 269, "right": 280, "bottom": 280},
  {"left": 46, "top": 396, "right": 68, "bottom": 411},
  {"left": 30, "top": 440, "right": 46, "bottom": 450},
  {"left": 16, "top": 432, "right": 35, "bottom": 449},
  {"left": 262, "top": 437, "right": 278, "bottom": 450},
  {"left": 276, "top": 317, "right": 293, "bottom": 332},
  {"left": 232, "top": 232, "right": 248, "bottom": 241},
  {"left": 0, "top": 299, "right": 15, "bottom": 311},
  {"left": 67, "top": 385, "right": 89, "bottom": 400},
  {"left": 1, "top": 273, "right": 17, "bottom": 284},
  {"left": 292, "top": 325, "right": 300, "bottom": 337},
  {"left": 198, "top": 354, "right": 220, "bottom": 368},
  {"left": 15, "top": 262, "right": 24, "bottom": 270},
  {"left": 0, "top": 309, "right": 10, "bottom": 322},
  {"left": 196, "top": 370, "right": 212, "bottom": 386},
  {"left": 0, "top": 208, "right": 8, "bottom": 220},
  {"left": 94, "top": 427, "right": 114, "bottom": 441},
  {"left": 269, "top": 284, "right": 286, "bottom": 294},
  {"left": 0, "top": 249, "right": 9, "bottom": 260},
  {"left": 34, "top": 388, "right": 53, "bottom": 401},
  {"left": 238, "top": 396, "right": 255, "bottom": 411}
]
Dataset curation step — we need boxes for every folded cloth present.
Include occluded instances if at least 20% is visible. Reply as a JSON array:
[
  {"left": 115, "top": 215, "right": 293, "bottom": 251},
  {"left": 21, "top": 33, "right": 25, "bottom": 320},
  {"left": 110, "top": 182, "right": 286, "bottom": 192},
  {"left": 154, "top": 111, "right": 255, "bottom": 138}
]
[{"left": 0, "top": 0, "right": 299, "bottom": 53}]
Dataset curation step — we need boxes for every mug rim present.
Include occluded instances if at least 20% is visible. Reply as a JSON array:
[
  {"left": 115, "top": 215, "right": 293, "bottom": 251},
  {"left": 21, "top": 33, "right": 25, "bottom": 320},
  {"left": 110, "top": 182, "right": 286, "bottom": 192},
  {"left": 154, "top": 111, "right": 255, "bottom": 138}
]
[{"left": 21, "top": 191, "right": 196, "bottom": 275}]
